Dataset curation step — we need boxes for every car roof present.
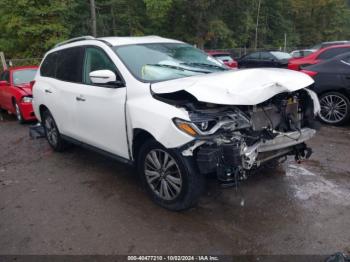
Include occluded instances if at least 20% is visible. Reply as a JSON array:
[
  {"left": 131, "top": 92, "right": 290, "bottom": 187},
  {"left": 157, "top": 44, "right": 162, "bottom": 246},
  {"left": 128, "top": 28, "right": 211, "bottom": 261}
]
[
  {"left": 48, "top": 35, "right": 185, "bottom": 54},
  {"left": 99, "top": 36, "right": 183, "bottom": 46},
  {"left": 291, "top": 49, "right": 315, "bottom": 52},
  {"left": 317, "top": 44, "right": 350, "bottom": 53},
  {"left": 322, "top": 40, "right": 349, "bottom": 44}
]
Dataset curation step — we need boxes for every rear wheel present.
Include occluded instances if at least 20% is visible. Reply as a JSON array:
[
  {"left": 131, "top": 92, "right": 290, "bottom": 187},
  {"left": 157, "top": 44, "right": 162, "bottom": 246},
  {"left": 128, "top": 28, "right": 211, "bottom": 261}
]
[
  {"left": 319, "top": 92, "right": 350, "bottom": 125},
  {"left": 137, "top": 140, "right": 204, "bottom": 211},
  {"left": 42, "top": 110, "right": 66, "bottom": 151}
]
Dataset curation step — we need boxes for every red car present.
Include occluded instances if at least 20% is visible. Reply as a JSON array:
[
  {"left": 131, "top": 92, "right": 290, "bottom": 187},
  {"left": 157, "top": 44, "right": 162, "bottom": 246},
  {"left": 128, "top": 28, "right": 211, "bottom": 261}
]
[
  {"left": 0, "top": 66, "right": 38, "bottom": 123},
  {"left": 288, "top": 44, "right": 350, "bottom": 71},
  {"left": 206, "top": 51, "right": 238, "bottom": 68}
]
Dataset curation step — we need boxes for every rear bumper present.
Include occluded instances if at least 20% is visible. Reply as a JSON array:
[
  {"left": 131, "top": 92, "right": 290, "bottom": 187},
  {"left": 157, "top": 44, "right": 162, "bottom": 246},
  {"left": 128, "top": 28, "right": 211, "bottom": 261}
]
[{"left": 19, "top": 102, "right": 36, "bottom": 121}]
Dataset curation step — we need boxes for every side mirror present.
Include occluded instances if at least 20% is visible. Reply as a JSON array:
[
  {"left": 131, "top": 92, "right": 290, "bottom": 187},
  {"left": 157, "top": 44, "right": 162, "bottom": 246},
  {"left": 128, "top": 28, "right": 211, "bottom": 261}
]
[
  {"left": 89, "top": 70, "right": 124, "bottom": 87},
  {"left": 0, "top": 80, "right": 8, "bottom": 86}
]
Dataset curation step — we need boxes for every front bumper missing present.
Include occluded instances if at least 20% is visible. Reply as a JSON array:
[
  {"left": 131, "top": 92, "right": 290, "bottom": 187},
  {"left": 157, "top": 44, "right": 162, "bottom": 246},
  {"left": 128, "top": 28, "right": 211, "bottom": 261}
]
[
  {"left": 258, "top": 128, "right": 316, "bottom": 153},
  {"left": 191, "top": 127, "right": 316, "bottom": 177},
  {"left": 242, "top": 128, "right": 315, "bottom": 169}
]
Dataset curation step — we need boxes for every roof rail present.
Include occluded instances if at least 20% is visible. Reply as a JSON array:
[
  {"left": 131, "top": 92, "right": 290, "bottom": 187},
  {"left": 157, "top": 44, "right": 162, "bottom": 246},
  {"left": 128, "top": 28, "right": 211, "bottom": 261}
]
[{"left": 55, "top": 36, "right": 96, "bottom": 48}]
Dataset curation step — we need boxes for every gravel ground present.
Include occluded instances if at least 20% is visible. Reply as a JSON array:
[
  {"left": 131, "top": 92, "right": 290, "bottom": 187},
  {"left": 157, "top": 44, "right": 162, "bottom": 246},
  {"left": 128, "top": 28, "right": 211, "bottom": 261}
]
[{"left": 0, "top": 112, "right": 350, "bottom": 255}]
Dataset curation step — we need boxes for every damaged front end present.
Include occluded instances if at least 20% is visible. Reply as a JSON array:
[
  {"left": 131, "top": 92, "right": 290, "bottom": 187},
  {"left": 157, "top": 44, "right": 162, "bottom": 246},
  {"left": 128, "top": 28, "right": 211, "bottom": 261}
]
[{"left": 156, "top": 88, "right": 319, "bottom": 184}]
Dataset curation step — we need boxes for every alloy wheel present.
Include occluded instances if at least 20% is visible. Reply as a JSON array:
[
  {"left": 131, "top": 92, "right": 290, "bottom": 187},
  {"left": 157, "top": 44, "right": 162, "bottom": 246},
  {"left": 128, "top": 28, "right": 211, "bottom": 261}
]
[
  {"left": 15, "top": 103, "right": 22, "bottom": 122},
  {"left": 144, "top": 149, "right": 182, "bottom": 201},
  {"left": 319, "top": 94, "right": 348, "bottom": 124},
  {"left": 45, "top": 116, "right": 58, "bottom": 146}
]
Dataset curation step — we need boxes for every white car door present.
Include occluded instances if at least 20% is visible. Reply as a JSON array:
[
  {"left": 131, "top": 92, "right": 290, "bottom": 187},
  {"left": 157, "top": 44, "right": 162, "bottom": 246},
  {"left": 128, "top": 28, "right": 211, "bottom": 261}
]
[
  {"left": 72, "top": 46, "right": 129, "bottom": 159},
  {"left": 40, "top": 47, "right": 86, "bottom": 137}
]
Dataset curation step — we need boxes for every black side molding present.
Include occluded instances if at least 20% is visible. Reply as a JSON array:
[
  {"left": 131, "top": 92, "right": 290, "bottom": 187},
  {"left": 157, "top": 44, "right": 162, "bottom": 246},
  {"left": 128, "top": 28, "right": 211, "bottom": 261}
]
[{"left": 61, "top": 135, "right": 134, "bottom": 166}]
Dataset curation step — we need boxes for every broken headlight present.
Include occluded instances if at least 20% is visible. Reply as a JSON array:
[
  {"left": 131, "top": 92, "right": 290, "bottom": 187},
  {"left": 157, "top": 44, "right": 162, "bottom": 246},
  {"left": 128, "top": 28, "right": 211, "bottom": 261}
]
[{"left": 173, "top": 111, "right": 251, "bottom": 137}]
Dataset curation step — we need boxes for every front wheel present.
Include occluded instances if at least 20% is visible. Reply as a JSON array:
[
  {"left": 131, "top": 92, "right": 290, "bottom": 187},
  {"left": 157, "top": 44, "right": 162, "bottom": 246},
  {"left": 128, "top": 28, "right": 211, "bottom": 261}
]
[
  {"left": 319, "top": 92, "right": 350, "bottom": 125},
  {"left": 137, "top": 140, "right": 204, "bottom": 211},
  {"left": 14, "top": 101, "right": 25, "bottom": 124}
]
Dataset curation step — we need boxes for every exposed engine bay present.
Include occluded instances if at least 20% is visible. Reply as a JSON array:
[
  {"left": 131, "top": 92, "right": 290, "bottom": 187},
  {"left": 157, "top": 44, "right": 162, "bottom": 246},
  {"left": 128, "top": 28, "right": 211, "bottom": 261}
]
[{"left": 154, "top": 88, "right": 319, "bottom": 184}]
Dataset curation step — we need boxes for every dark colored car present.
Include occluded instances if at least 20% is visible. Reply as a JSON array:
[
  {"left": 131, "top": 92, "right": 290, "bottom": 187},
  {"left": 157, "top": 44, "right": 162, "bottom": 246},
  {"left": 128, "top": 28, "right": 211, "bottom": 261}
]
[
  {"left": 0, "top": 66, "right": 38, "bottom": 123},
  {"left": 206, "top": 51, "right": 238, "bottom": 68},
  {"left": 237, "top": 51, "right": 291, "bottom": 68},
  {"left": 288, "top": 44, "right": 350, "bottom": 71},
  {"left": 301, "top": 52, "right": 350, "bottom": 125}
]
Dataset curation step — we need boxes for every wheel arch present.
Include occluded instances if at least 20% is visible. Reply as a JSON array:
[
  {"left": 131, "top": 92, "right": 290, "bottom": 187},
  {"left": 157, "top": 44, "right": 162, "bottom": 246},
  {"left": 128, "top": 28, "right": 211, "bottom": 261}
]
[
  {"left": 318, "top": 87, "right": 350, "bottom": 99},
  {"left": 39, "top": 104, "right": 50, "bottom": 122},
  {"left": 11, "top": 96, "right": 20, "bottom": 113},
  {"left": 132, "top": 128, "right": 157, "bottom": 161}
]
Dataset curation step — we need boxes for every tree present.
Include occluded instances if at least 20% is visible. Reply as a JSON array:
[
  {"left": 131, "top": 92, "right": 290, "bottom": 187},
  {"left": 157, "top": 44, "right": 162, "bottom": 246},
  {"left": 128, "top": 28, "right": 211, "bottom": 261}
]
[
  {"left": 0, "top": 0, "right": 73, "bottom": 58},
  {"left": 1, "top": 0, "right": 350, "bottom": 59},
  {"left": 90, "top": 0, "right": 97, "bottom": 37}
]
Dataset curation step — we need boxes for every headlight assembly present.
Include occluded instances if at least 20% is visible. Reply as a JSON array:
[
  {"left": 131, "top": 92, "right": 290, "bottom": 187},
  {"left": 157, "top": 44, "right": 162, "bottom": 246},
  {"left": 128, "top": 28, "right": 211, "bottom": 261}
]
[
  {"left": 21, "top": 96, "right": 33, "bottom": 103},
  {"left": 173, "top": 118, "right": 199, "bottom": 136},
  {"left": 173, "top": 107, "right": 251, "bottom": 137}
]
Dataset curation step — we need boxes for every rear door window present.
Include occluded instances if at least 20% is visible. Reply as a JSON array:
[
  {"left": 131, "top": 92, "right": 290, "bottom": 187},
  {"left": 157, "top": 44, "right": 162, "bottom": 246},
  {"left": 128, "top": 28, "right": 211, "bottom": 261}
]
[
  {"left": 245, "top": 52, "right": 260, "bottom": 60},
  {"left": 56, "top": 47, "right": 84, "bottom": 83},
  {"left": 260, "top": 52, "right": 274, "bottom": 60}
]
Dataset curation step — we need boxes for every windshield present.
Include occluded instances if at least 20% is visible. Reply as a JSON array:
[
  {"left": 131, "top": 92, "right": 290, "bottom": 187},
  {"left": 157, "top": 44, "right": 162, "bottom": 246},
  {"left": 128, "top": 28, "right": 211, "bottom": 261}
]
[
  {"left": 113, "top": 43, "right": 227, "bottom": 82},
  {"left": 13, "top": 69, "right": 37, "bottom": 85},
  {"left": 213, "top": 55, "right": 233, "bottom": 62},
  {"left": 270, "top": 51, "right": 291, "bottom": 60}
]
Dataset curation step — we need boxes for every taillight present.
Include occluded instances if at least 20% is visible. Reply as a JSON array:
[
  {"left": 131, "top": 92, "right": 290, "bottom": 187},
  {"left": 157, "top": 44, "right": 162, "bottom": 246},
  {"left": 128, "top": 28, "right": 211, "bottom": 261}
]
[
  {"left": 300, "top": 70, "right": 318, "bottom": 77},
  {"left": 288, "top": 63, "right": 300, "bottom": 71},
  {"left": 29, "top": 80, "right": 35, "bottom": 89}
]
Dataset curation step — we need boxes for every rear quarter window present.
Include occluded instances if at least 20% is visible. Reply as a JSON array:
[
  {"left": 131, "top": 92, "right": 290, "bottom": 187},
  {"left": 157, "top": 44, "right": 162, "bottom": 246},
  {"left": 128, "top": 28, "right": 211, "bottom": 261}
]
[{"left": 56, "top": 47, "right": 84, "bottom": 83}]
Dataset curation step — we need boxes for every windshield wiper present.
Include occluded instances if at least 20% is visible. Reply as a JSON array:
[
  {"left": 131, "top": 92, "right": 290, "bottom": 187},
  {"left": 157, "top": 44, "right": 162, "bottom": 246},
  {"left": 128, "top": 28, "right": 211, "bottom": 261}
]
[
  {"left": 180, "top": 62, "right": 228, "bottom": 71},
  {"left": 146, "top": 63, "right": 208, "bottom": 73}
]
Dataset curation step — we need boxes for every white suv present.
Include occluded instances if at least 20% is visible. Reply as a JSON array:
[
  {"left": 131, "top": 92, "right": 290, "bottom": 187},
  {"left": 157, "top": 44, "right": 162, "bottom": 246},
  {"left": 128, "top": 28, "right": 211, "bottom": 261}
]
[{"left": 33, "top": 36, "right": 320, "bottom": 210}]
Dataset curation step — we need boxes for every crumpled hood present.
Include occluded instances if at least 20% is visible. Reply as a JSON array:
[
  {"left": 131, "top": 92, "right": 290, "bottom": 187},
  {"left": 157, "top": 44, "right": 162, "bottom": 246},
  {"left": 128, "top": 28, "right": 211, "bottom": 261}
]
[
  {"left": 151, "top": 68, "right": 314, "bottom": 105},
  {"left": 15, "top": 83, "right": 32, "bottom": 95}
]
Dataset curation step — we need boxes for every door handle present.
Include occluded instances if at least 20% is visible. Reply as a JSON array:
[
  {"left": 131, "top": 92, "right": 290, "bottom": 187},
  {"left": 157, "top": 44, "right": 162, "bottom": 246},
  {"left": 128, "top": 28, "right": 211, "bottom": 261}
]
[
  {"left": 76, "top": 96, "right": 86, "bottom": 102},
  {"left": 45, "top": 89, "right": 52, "bottom": 93}
]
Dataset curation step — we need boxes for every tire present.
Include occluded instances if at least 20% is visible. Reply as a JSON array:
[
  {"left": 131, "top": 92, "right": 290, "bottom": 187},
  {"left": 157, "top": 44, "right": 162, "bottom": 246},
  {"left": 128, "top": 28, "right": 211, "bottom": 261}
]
[
  {"left": 14, "top": 101, "right": 25, "bottom": 124},
  {"left": 319, "top": 92, "right": 350, "bottom": 126},
  {"left": 137, "top": 139, "right": 204, "bottom": 211},
  {"left": 42, "top": 110, "right": 67, "bottom": 152}
]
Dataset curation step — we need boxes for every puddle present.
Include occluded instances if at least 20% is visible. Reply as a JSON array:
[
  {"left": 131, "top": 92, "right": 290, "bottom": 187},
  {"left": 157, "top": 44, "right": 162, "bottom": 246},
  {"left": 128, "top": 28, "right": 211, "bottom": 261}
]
[
  {"left": 286, "top": 164, "right": 316, "bottom": 177},
  {"left": 285, "top": 164, "right": 350, "bottom": 206}
]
